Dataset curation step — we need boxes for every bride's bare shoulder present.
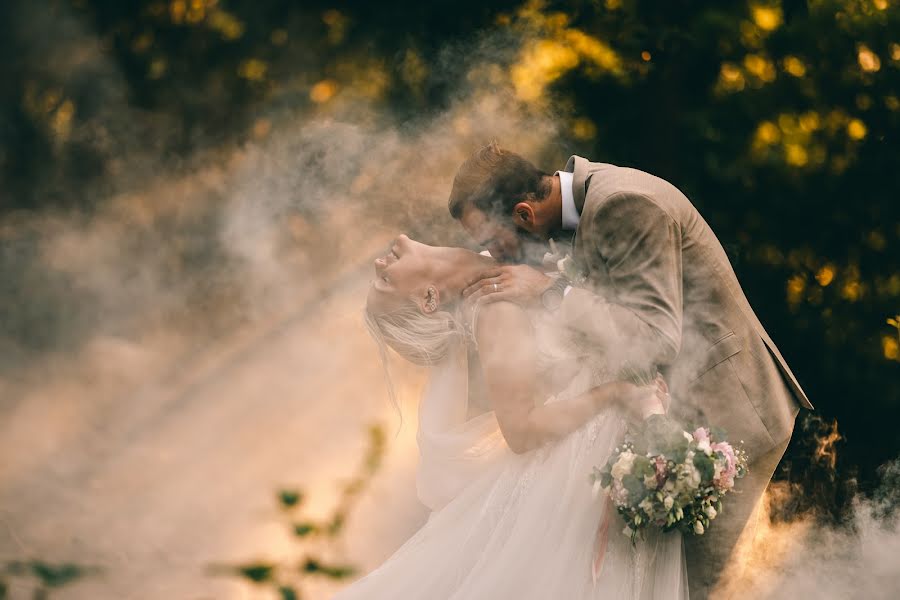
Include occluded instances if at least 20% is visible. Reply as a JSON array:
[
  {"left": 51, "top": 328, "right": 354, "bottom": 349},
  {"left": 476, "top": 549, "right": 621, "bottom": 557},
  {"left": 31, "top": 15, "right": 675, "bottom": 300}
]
[{"left": 472, "top": 301, "right": 533, "bottom": 347}]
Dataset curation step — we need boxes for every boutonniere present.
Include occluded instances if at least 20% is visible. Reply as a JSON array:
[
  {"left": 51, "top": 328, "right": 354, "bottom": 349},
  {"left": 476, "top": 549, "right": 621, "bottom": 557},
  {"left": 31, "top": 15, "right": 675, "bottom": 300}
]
[
  {"left": 548, "top": 238, "right": 587, "bottom": 285},
  {"left": 556, "top": 253, "right": 587, "bottom": 285}
]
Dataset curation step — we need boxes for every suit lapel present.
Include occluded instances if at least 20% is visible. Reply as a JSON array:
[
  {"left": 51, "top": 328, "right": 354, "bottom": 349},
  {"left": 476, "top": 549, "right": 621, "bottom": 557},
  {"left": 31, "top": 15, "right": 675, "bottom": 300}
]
[
  {"left": 564, "top": 155, "right": 614, "bottom": 296},
  {"left": 563, "top": 154, "right": 591, "bottom": 268},
  {"left": 564, "top": 154, "right": 591, "bottom": 214}
]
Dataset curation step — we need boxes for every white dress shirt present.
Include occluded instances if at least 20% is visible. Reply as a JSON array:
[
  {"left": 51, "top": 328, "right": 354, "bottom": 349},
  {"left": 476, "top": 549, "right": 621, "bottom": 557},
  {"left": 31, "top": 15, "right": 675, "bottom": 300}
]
[
  {"left": 555, "top": 170, "right": 580, "bottom": 296},
  {"left": 557, "top": 170, "right": 580, "bottom": 231}
]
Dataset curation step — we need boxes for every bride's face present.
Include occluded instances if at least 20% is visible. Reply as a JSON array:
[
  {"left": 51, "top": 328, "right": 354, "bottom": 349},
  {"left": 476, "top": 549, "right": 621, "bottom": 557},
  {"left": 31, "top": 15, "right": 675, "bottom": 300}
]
[{"left": 367, "top": 234, "right": 435, "bottom": 315}]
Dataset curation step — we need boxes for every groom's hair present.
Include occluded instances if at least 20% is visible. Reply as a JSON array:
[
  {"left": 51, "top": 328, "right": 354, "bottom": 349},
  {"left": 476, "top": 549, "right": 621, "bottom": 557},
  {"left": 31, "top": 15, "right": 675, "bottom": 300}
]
[{"left": 448, "top": 141, "right": 552, "bottom": 220}]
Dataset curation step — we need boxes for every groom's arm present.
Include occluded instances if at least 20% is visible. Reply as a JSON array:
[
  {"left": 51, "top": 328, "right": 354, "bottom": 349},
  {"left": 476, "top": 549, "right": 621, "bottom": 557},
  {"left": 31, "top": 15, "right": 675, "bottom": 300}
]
[{"left": 561, "top": 191, "right": 683, "bottom": 369}]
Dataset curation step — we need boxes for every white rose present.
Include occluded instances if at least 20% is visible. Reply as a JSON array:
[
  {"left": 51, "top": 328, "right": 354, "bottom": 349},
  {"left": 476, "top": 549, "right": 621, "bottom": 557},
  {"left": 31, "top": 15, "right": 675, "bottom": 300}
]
[
  {"left": 694, "top": 521, "right": 705, "bottom": 535},
  {"left": 683, "top": 431, "right": 694, "bottom": 442},
  {"left": 713, "top": 459, "right": 724, "bottom": 480},
  {"left": 663, "top": 495, "right": 674, "bottom": 510},
  {"left": 611, "top": 451, "right": 636, "bottom": 481},
  {"left": 705, "top": 505, "right": 717, "bottom": 519},
  {"left": 639, "top": 498, "right": 654, "bottom": 514},
  {"left": 697, "top": 439, "right": 711, "bottom": 455},
  {"left": 686, "top": 465, "right": 702, "bottom": 488}
]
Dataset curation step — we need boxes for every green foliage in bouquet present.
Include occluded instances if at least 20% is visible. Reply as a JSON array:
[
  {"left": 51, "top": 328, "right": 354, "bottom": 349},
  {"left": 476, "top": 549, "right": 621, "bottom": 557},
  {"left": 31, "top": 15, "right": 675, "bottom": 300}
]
[{"left": 591, "top": 415, "right": 748, "bottom": 544}]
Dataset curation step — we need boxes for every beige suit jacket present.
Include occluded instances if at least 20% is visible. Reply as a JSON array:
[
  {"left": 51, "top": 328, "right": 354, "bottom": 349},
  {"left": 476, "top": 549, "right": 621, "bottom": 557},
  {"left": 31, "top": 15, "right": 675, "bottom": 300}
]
[{"left": 558, "top": 155, "right": 813, "bottom": 458}]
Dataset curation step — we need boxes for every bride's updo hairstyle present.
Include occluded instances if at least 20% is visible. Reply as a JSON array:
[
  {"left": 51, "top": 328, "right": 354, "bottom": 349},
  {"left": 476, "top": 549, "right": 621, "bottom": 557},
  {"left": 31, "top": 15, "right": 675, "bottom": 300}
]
[{"left": 363, "top": 302, "right": 464, "bottom": 367}]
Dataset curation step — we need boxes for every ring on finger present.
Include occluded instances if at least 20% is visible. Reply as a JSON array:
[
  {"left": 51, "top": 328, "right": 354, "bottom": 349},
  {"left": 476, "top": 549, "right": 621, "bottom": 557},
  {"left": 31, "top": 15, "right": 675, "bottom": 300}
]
[{"left": 493, "top": 283, "right": 499, "bottom": 292}]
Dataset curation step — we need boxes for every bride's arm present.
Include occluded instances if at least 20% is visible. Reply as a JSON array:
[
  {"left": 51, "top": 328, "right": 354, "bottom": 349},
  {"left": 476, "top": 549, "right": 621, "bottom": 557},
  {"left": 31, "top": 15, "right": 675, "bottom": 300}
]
[{"left": 474, "top": 300, "right": 659, "bottom": 454}]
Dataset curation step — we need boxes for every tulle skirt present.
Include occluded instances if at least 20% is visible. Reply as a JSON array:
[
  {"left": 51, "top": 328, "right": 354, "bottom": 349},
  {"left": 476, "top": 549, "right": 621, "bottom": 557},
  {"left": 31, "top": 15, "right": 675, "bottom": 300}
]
[{"left": 332, "top": 408, "right": 689, "bottom": 600}]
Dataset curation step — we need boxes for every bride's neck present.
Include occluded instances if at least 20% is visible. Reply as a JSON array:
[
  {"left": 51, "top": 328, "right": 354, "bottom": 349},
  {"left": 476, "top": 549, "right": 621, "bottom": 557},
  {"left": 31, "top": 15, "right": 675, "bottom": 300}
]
[{"left": 432, "top": 247, "right": 496, "bottom": 302}]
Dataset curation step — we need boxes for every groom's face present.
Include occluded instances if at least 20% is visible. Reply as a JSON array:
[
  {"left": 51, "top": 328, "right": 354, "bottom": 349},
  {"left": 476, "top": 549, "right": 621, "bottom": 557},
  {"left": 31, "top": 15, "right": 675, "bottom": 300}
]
[{"left": 459, "top": 206, "right": 547, "bottom": 265}]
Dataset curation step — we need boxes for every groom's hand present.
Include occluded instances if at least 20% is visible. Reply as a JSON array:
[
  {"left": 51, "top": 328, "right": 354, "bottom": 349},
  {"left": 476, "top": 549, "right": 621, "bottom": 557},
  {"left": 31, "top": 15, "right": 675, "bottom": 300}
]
[{"left": 462, "top": 264, "right": 553, "bottom": 308}]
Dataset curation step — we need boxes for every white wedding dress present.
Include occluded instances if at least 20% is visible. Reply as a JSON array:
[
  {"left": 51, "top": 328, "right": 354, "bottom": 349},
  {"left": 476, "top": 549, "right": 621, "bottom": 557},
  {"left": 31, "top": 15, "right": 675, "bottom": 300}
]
[{"left": 334, "top": 310, "right": 689, "bottom": 600}]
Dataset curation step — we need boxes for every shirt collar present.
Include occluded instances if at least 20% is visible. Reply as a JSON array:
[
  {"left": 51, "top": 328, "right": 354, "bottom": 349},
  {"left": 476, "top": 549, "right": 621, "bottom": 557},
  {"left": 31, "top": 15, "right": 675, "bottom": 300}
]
[{"left": 556, "top": 170, "right": 579, "bottom": 231}]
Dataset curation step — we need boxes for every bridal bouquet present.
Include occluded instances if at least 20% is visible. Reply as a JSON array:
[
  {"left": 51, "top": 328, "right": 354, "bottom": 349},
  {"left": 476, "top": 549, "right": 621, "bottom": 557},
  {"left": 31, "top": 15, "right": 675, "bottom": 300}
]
[{"left": 590, "top": 415, "right": 748, "bottom": 543}]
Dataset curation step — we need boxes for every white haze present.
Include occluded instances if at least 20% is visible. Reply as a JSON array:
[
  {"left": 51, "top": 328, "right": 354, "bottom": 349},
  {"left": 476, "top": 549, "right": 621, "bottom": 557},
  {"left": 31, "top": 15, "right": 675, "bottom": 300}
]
[{"left": 0, "top": 1, "right": 898, "bottom": 599}]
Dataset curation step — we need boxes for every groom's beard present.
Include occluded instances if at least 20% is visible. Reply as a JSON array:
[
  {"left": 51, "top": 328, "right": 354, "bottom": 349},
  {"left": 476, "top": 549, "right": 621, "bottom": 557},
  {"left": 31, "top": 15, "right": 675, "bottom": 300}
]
[
  {"left": 547, "top": 225, "right": 570, "bottom": 243},
  {"left": 509, "top": 232, "right": 551, "bottom": 266}
]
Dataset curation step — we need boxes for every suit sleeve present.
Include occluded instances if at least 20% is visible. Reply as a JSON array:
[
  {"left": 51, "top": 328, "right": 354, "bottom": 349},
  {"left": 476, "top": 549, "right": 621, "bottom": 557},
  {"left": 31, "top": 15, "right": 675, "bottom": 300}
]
[{"left": 559, "top": 192, "right": 683, "bottom": 369}]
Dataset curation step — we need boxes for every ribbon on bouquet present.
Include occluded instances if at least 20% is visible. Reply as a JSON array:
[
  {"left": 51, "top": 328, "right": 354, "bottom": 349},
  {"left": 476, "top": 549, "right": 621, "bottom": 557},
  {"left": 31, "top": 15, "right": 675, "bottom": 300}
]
[{"left": 591, "top": 493, "right": 614, "bottom": 583}]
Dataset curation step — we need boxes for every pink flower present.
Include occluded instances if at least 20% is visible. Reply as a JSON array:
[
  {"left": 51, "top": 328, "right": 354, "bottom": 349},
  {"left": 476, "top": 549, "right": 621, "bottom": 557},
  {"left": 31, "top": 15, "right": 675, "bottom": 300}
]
[
  {"left": 654, "top": 456, "right": 669, "bottom": 487},
  {"left": 693, "top": 428, "right": 713, "bottom": 454},
  {"left": 692, "top": 427, "right": 710, "bottom": 445},
  {"left": 612, "top": 481, "right": 630, "bottom": 505},
  {"left": 712, "top": 441, "right": 737, "bottom": 489}
]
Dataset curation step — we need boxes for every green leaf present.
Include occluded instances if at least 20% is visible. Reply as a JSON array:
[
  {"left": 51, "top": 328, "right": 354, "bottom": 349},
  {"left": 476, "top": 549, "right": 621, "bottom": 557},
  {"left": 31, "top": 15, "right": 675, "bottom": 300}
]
[
  {"left": 279, "top": 585, "right": 299, "bottom": 600},
  {"left": 237, "top": 563, "right": 274, "bottom": 583},
  {"left": 693, "top": 453, "right": 715, "bottom": 483},
  {"left": 320, "top": 564, "right": 356, "bottom": 579},
  {"left": 29, "top": 562, "right": 89, "bottom": 588},
  {"left": 301, "top": 558, "right": 355, "bottom": 579},
  {"left": 293, "top": 522, "right": 317, "bottom": 537},
  {"left": 302, "top": 558, "right": 320, "bottom": 574},
  {"left": 670, "top": 446, "right": 687, "bottom": 464},
  {"left": 622, "top": 474, "right": 645, "bottom": 499},
  {"left": 633, "top": 455, "right": 652, "bottom": 475},
  {"left": 278, "top": 489, "right": 304, "bottom": 508},
  {"left": 327, "top": 513, "right": 345, "bottom": 536}
]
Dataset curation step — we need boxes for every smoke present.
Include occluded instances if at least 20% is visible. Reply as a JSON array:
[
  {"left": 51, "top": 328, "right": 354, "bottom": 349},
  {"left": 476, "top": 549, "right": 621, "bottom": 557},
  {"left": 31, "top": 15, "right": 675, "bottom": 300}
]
[
  {"left": 716, "top": 458, "right": 900, "bottom": 599},
  {"left": 0, "top": 1, "right": 571, "bottom": 598},
  {"left": 0, "top": 1, "right": 573, "bottom": 370},
  {"left": 4, "top": 2, "right": 897, "bottom": 599}
]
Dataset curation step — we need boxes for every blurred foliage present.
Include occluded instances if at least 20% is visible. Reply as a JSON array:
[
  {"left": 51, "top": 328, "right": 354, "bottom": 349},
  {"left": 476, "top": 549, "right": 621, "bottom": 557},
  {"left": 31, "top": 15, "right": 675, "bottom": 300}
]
[
  {"left": 207, "top": 424, "right": 386, "bottom": 597},
  {"left": 0, "top": 0, "right": 897, "bottom": 504},
  {"left": 0, "top": 559, "right": 102, "bottom": 599}
]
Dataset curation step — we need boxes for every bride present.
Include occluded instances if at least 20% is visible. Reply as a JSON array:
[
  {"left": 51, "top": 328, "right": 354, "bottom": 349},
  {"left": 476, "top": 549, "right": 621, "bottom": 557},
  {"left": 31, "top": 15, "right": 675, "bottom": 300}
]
[{"left": 336, "top": 233, "right": 689, "bottom": 599}]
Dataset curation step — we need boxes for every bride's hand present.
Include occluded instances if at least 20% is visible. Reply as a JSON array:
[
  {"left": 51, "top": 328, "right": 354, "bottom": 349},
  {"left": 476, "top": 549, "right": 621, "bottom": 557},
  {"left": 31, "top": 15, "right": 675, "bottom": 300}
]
[
  {"left": 611, "top": 375, "right": 669, "bottom": 422},
  {"left": 655, "top": 374, "right": 670, "bottom": 414}
]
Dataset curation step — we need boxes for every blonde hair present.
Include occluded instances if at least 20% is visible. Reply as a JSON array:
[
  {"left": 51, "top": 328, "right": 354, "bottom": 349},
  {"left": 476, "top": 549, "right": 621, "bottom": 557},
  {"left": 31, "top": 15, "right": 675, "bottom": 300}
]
[{"left": 363, "top": 302, "right": 465, "bottom": 431}]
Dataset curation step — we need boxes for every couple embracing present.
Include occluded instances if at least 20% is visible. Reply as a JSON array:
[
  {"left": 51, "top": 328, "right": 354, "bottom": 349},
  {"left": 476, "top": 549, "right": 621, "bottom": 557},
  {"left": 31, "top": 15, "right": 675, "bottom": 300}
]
[{"left": 337, "top": 142, "right": 812, "bottom": 599}]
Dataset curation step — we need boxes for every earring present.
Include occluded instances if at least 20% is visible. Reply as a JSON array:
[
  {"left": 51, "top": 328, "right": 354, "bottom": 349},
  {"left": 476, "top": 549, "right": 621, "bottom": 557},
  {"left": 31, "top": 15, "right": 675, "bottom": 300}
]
[{"left": 426, "top": 287, "right": 438, "bottom": 312}]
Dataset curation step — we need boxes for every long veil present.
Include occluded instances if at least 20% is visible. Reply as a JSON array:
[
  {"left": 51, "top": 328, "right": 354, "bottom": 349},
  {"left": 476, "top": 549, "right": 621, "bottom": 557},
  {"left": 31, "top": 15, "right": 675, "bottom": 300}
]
[{"left": 414, "top": 339, "right": 510, "bottom": 511}]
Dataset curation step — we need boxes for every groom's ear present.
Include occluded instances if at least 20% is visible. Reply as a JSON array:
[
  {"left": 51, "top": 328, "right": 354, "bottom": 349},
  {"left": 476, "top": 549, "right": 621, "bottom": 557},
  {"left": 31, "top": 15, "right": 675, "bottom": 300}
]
[{"left": 512, "top": 202, "right": 536, "bottom": 231}]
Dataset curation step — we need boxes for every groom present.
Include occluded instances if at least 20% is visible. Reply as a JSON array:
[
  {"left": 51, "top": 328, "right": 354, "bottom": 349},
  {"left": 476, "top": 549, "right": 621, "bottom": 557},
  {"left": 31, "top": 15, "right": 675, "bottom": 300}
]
[{"left": 447, "top": 142, "right": 813, "bottom": 598}]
